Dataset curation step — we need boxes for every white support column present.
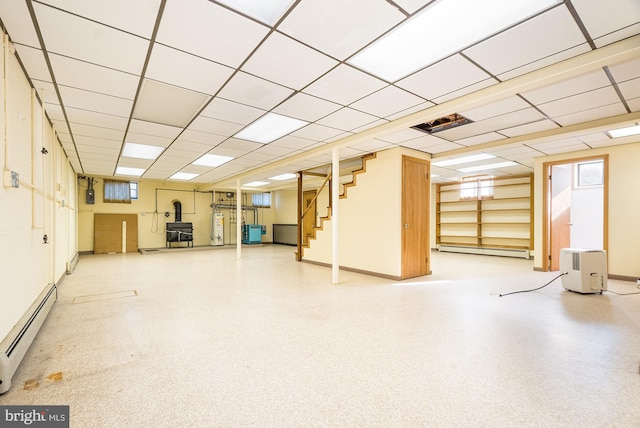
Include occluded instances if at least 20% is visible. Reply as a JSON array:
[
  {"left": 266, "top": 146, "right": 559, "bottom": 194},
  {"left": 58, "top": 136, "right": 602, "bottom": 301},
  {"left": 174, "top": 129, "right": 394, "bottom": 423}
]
[
  {"left": 236, "top": 179, "right": 242, "bottom": 259},
  {"left": 331, "top": 147, "right": 339, "bottom": 285}
]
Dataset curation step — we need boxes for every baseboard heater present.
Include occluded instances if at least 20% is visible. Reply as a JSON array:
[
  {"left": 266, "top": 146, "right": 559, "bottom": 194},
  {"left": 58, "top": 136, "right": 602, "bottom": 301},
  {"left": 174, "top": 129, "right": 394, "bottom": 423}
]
[
  {"left": 0, "top": 283, "right": 57, "bottom": 394},
  {"left": 438, "top": 245, "right": 530, "bottom": 259},
  {"left": 67, "top": 252, "right": 79, "bottom": 274}
]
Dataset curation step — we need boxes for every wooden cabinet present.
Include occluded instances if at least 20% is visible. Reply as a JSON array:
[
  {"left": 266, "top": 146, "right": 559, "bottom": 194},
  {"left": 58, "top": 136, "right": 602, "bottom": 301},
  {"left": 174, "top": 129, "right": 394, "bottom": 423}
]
[{"left": 436, "top": 174, "right": 532, "bottom": 254}]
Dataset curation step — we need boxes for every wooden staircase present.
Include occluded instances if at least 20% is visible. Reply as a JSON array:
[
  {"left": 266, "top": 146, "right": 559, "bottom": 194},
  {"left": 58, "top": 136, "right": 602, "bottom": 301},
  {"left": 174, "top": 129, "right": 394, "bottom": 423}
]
[{"left": 301, "top": 152, "right": 376, "bottom": 252}]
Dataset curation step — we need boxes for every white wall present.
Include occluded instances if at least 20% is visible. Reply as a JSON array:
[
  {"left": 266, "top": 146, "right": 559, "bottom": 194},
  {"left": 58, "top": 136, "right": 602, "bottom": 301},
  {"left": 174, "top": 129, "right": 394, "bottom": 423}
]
[
  {"left": 571, "top": 185, "right": 603, "bottom": 249},
  {"left": 534, "top": 142, "right": 640, "bottom": 277},
  {"left": 0, "top": 34, "right": 77, "bottom": 342}
]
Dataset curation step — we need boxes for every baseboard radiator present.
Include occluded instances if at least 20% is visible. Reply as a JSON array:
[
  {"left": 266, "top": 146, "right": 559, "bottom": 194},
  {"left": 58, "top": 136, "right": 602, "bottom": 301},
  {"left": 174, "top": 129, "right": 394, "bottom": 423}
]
[
  {"left": 438, "top": 245, "right": 530, "bottom": 259},
  {"left": 0, "top": 283, "right": 57, "bottom": 394},
  {"left": 67, "top": 252, "right": 79, "bottom": 274}
]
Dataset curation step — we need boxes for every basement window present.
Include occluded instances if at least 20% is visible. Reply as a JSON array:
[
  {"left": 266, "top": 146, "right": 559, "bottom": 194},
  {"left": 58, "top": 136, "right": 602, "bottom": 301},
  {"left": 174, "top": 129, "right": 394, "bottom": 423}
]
[
  {"left": 412, "top": 113, "right": 472, "bottom": 134},
  {"left": 252, "top": 192, "right": 271, "bottom": 208},
  {"left": 104, "top": 179, "right": 132, "bottom": 203},
  {"left": 130, "top": 182, "right": 139, "bottom": 200},
  {"left": 576, "top": 160, "right": 604, "bottom": 187}
]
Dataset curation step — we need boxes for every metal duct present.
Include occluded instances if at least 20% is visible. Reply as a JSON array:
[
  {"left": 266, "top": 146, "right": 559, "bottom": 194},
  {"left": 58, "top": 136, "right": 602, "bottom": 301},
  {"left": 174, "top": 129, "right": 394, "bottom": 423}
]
[{"left": 173, "top": 200, "right": 182, "bottom": 222}]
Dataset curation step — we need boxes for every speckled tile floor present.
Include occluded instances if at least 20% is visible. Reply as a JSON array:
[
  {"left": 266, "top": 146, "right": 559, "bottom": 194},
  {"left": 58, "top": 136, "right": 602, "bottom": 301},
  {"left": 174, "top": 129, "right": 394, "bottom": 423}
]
[{"left": 1, "top": 245, "right": 640, "bottom": 427}]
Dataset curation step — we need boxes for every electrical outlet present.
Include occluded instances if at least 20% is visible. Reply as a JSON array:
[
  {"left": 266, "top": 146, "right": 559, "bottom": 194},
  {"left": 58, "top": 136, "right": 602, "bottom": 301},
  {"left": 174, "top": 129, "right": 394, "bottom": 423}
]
[{"left": 141, "top": 211, "right": 146, "bottom": 216}]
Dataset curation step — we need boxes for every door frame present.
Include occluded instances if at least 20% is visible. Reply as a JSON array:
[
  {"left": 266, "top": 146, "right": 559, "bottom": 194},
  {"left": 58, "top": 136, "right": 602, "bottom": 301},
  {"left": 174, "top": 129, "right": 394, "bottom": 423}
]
[
  {"left": 401, "top": 155, "right": 431, "bottom": 279},
  {"left": 542, "top": 154, "right": 608, "bottom": 271}
]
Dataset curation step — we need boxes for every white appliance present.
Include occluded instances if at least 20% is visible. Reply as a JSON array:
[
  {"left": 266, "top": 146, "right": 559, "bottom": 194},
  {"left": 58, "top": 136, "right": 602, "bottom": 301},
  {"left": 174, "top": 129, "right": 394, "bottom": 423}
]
[
  {"left": 211, "top": 212, "right": 224, "bottom": 246},
  {"left": 559, "top": 248, "right": 607, "bottom": 294}
]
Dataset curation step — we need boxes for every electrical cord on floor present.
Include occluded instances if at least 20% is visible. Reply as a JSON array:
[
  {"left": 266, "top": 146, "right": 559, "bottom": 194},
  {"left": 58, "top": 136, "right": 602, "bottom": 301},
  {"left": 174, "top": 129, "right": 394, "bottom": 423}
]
[
  {"left": 499, "top": 272, "right": 567, "bottom": 297},
  {"left": 606, "top": 289, "right": 640, "bottom": 296}
]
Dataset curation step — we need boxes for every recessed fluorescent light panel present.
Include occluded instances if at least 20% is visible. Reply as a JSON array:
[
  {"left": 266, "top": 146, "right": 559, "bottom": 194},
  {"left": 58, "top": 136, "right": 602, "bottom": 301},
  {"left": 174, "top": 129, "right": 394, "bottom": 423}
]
[
  {"left": 432, "top": 153, "right": 495, "bottom": 167},
  {"left": 606, "top": 124, "right": 640, "bottom": 138},
  {"left": 170, "top": 172, "right": 199, "bottom": 181},
  {"left": 269, "top": 173, "right": 297, "bottom": 180},
  {"left": 457, "top": 161, "right": 517, "bottom": 172},
  {"left": 349, "top": 0, "right": 558, "bottom": 81},
  {"left": 217, "top": 0, "right": 295, "bottom": 25},
  {"left": 122, "top": 142, "right": 164, "bottom": 160},
  {"left": 234, "top": 113, "right": 308, "bottom": 144},
  {"left": 192, "top": 154, "right": 235, "bottom": 167},
  {"left": 115, "top": 166, "right": 145, "bottom": 177},
  {"left": 244, "top": 181, "right": 269, "bottom": 187}
]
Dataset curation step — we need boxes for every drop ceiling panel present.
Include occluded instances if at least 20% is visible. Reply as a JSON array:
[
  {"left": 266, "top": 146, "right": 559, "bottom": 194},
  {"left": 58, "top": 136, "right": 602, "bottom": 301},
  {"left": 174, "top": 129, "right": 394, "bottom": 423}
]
[
  {"left": 123, "top": 132, "right": 172, "bottom": 148},
  {"left": 69, "top": 123, "right": 125, "bottom": 141},
  {"left": 0, "top": 0, "right": 40, "bottom": 45},
  {"left": 127, "top": 120, "right": 183, "bottom": 139},
  {"left": 156, "top": 0, "right": 269, "bottom": 68},
  {"left": 217, "top": 71, "right": 294, "bottom": 110},
  {"left": 133, "top": 79, "right": 210, "bottom": 128},
  {"left": 520, "top": 70, "right": 612, "bottom": 105},
  {"left": 498, "top": 44, "right": 592, "bottom": 81},
  {"left": 290, "top": 123, "right": 344, "bottom": 141},
  {"left": 302, "top": 65, "right": 387, "bottom": 106},
  {"left": 188, "top": 116, "right": 244, "bottom": 137},
  {"left": 278, "top": 0, "right": 404, "bottom": 60},
  {"left": 31, "top": 80, "right": 58, "bottom": 105},
  {"left": 486, "top": 145, "right": 541, "bottom": 158},
  {"left": 44, "top": 103, "right": 65, "bottom": 121},
  {"left": 552, "top": 103, "right": 628, "bottom": 127},
  {"left": 178, "top": 129, "right": 226, "bottom": 146},
  {"left": 618, "top": 78, "right": 640, "bottom": 101},
  {"left": 273, "top": 93, "right": 342, "bottom": 122},
  {"left": 170, "top": 139, "right": 213, "bottom": 153},
  {"left": 49, "top": 54, "right": 139, "bottom": 99},
  {"left": 158, "top": 147, "right": 201, "bottom": 161},
  {"left": 456, "top": 132, "right": 506, "bottom": 147},
  {"left": 73, "top": 135, "right": 121, "bottom": 148},
  {"left": 33, "top": 3, "right": 149, "bottom": 74},
  {"left": 571, "top": 0, "right": 640, "bottom": 40},
  {"left": 459, "top": 96, "right": 531, "bottom": 121},
  {"left": 253, "top": 145, "right": 298, "bottom": 157},
  {"left": 499, "top": 119, "right": 559, "bottom": 137},
  {"left": 393, "top": 0, "right": 431, "bottom": 14},
  {"left": 39, "top": 0, "right": 161, "bottom": 38},
  {"left": 350, "top": 86, "right": 426, "bottom": 119},
  {"left": 207, "top": 145, "right": 254, "bottom": 158},
  {"left": 65, "top": 107, "right": 129, "bottom": 130},
  {"left": 145, "top": 44, "right": 235, "bottom": 95},
  {"left": 437, "top": 108, "right": 545, "bottom": 140},
  {"left": 316, "top": 108, "right": 379, "bottom": 132},
  {"left": 58, "top": 86, "right": 133, "bottom": 117},
  {"left": 607, "top": 58, "right": 640, "bottom": 83},
  {"left": 116, "top": 158, "right": 154, "bottom": 169},
  {"left": 396, "top": 54, "right": 493, "bottom": 101},
  {"left": 527, "top": 137, "right": 585, "bottom": 151},
  {"left": 463, "top": 6, "right": 588, "bottom": 76},
  {"left": 537, "top": 86, "right": 622, "bottom": 118},
  {"left": 628, "top": 98, "right": 640, "bottom": 111},
  {"left": 75, "top": 144, "right": 119, "bottom": 156},
  {"left": 217, "top": 138, "right": 264, "bottom": 153},
  {"left": 241, "top": 32, "right": 338, "bottom": 90},
  {"left": 348, "top": 139, "right": 397, "bottom": 153},
  {"left": 420, "top": 141, "right": 466, "bottom": 154},
  {"left": 377, "top": 128, "right": 427, "bottom": 144},
  {"left": 13, "top": 45, "right": 51, "bottom": 83},
  {"left": 270, "top": 135, "right": 317, "bottom": 150},
  {"left": 200, "top": 98, "right": 265, "bottom": 125},
  {"left": 386, "top": 101, "right": 435, "bottom": 121}
]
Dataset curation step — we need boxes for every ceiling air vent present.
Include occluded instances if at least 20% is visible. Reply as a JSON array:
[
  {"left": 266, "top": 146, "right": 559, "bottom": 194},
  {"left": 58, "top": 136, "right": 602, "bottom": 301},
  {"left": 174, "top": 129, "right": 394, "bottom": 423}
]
[{"left": 411, "top": 113, "right": 472, "bottom": 134}]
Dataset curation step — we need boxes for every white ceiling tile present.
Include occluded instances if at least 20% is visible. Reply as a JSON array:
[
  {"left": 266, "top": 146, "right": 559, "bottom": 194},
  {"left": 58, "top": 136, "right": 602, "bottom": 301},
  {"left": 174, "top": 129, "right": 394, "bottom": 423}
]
[
  {"left": 553, "top": 103, "right": 628, "bottom": 127},
  {"left": 49, "top": 54, "right": 139, "bottom": 99},
  {"left": 618, "top": 78, "right": 640, "bottom": 101},
  {"left": 238, "top": 152, "right": 278, "bottom": 162},
  {"left": 572, "top": 0, "right": 640, "bottom": 40},
  {"left": 316, "top": 108, "right": 379, "bottom": 131},
  {"left": 270, "top": 135, "right": 317, "bottom": 150},
  {"left": 188, "top": 116, "right": 244, "bottom": 137},
  {"left": 117, "top": 157, "right": 154, "bottom": 169},
  {"left": 242, "top": 32, "right": 338, "bottom": 90},
  {"left": 75, "top": 143, "right": 120, "bottom": 156},
  {"left": 58, "top": 86, "right": 133, "bottom": 117},
  {"left": 217, "top": 71, "right": 294, "bottom": 110},
  {"left": 254, "top": 145, "right": 297, "bottom": 157},
  {"left": 302, "top": 65, "right": 387, "bottom": 106},
  {"left": 32, "top": 80, "right": 58, "bottom": 105},
  {"left": 385, "top": 101, "right": 436, "bottom": 121},
  {"left": 607, "top": 58, "right": 640, "bottom": 83},
  {"left": 273, "top": 93, "right": 342, "bottom": 122},
  {"left": 538, "top": 87, "right": 622, "bottom": 118},
  {"left": 377, "top": 128, "right": 426, "bottom": 144},
  {"left": 65, "top": 107, "right": 129, "bottom": 131},
  {"left": 593, "top": 25, "right": 640, "bottom": 48},
  {"left": 124, "top": 132, "right": 173, "bottom": 148},
  {"left": 207, "top": 145, "right": 252, "bottom": 158},
  {"left": 156, "top": 0, "right": 269, "bottom": 68},
  {"left": 456, "top": 132, "right": 506, "bottom": 147},
  {"left": 0, "top": 0, "right": 40, "bottom": 46},
  {"left": 348, "top": 139, "right": 397, "bottom": 152},
  {"left": 392, "top": 0, "right": 431, "bottom": 14},
  {"left": 521, "top": 69, "right": 611, "bottom": 105},
  {"left": 396, "top": 54, "right": 493, "bottom": 101},
  {"left": 133, "top": 79, "right": 210, "bottom": 128},
  {"left": 128, "top": 120, "right": 183, "bottom": 139},
  {"left": 33, "top": 3, "right": 148, "bottom": 74},
  {"left": 278, "top": 0, "right": 404, "bottom": 60},
  {"left": 218, "top": 138, "right": 264, "bottom": 152},
  {"left": 44, "top": 103, "right": 65, "bottom": 121},
  {"left": 178, "top": 129, "right": 227, "bottom": 146},
  {"left": 537, "top": 143, "right": 591, "bottom": 155},
  {"left": 352, "top": 119, "right": 388, "bottom": 134},
  {"left": 573, "top": 131, "right": 610, "bottom": 144},
  {"left": 39, "top": 0, "right": 161, "bottom": 38},
  {"left": 200, "top": 98, "right": 265, "bottom": 125},
  {"left": 499, "top": 119, "right": 559, "bottom": 137},
  {"left": 436, "top": 108, "right": 545, "bottom": 140},
  {"left": 69, "top": 123, "right": 124, "bottom": 141},
  {"left": 486, "top": 145, "right": 540, "bottom": 157},
  {"left": 498, "top": 44, "right": 592, "bottom": 81},
  {"left": 527, "top": 137, "right": 586, "bottom": 151},
  {"left": 290, "top": 123, "right": 344, "bottom": 141},
  {"left": 421, "top": 141, "right": 465, "bottom": 154},
  {"left": 464, "top": 6, "right": 588, "bottom": 76},
  {"left": 171, "top": 139, "right": 213, "bottom": 153},
  {"left": 14, "top": 45, "right": 51, "bottom": 83},
  {"left": 158, "top": 147, "right": 201, "bottom": 161},
  {"left": 459, "top": 96, "right": 531, "bottom": 121},
  {"left": 145, "top": 44, "right": 234, "bottom": 95},
  {"left": 350, "top": 86, "right": 426, "bottom": 118}
]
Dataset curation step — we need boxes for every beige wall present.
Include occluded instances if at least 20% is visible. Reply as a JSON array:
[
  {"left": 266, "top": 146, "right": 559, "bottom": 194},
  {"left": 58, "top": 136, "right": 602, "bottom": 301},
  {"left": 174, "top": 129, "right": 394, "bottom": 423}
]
[
  {"left": 78, "top": 181, "right": 275, "bottom": 251},
  {"left": 533, "top": 141, "right": 640, "bottom": 277},
  {"left": 303, "top": 147, "right": 429, "bottom": 278},
  {"left": 0, "top": 35, "right": 77, "bottom": 341}
]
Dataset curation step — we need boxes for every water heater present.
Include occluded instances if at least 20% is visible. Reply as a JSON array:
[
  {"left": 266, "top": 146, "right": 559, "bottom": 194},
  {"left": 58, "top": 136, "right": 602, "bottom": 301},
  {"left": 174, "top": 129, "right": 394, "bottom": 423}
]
[
  {"left": 212, "top": 212, "right": 224, "bottom": 246},
  {"left": 559, "top": 248, "right": 607, "bottom": 294}
]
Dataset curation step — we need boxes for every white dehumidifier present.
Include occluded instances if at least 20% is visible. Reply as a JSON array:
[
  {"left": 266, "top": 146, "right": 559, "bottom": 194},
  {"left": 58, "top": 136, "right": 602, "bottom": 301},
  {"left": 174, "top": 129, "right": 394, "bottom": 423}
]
[{"left": 559, "top": 248, "right": 607, "bottom": 294}]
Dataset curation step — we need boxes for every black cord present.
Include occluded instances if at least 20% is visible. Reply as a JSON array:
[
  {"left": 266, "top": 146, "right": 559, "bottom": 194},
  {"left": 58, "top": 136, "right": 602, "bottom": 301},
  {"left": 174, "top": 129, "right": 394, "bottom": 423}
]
[{"left": 499, "top": 272, "right": 567, "bottom": 297}]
